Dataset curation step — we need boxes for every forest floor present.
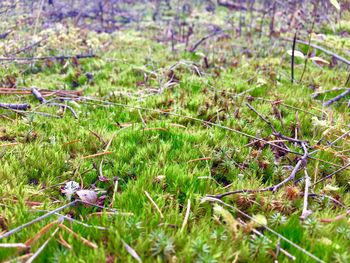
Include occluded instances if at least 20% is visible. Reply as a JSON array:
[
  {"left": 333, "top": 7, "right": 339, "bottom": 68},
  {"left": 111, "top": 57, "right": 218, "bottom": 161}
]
[{"left": 0, "top": 7, "right": 350, "bottom": 263}]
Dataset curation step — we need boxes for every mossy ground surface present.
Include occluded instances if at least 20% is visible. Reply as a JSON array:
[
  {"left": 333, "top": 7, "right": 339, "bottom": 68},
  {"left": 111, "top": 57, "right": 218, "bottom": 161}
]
[{"left": 0, "top": 8, "right": 350, "bottom": 263}]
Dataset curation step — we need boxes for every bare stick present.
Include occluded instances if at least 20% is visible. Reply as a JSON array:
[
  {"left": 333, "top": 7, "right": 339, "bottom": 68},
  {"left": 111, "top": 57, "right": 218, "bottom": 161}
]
[
  {"left": 208, "top": 188, "right": 269, "bottom": 199},
  {"left": 323, "top": 88, "right": 350, "bottom": 107},
  {"left": 210, "top": 143, "right": 309, "bottom": 198},
  {"left": 144, "top": 191, "right": 164, "bottom": 219},
  {"left": 282, "top": 38, "right": 350, "bottom": 66},
  {"left": 46, "top": 102, "right": 78, "bottom": 119},
  {"left": 0, "top": 54, "right": 96, "bottom": 62},
  {"left": 31, "top": 87, "right": 46, "bottom": 103},
  {"left": 0, "top": 200, "right": 78, "bottom": 240},
  {"left": 300, "top": 169, "right": 312, "bottom": 220},
  {"left": 26, "top": 227, "right": 59, "bottom": 263},
  {"left": 3, "top": 254, "right": 33, "bottom": 263},
  {"left": 0, "top": 103, "right": 30, "bottom": 110},
  {"left": 32, "top": 88, "right": 45, "bottom": 103},
  {"left": 246, "top": 102, "right": 277, "bottom": 132},
  {"left": 110, "top": 179, "right": 119, "bottom": 208},
  {"left": 312, "top": 88, "right": 349, "bottom": 99},
  {"left": 312, "top": 162, "right": 350, "bottom": 186},
  {"left": 58, "top": 224, "right": 97, "bottom": 249},
  {"left": 25, "top": 220, "right": 58, "bottom": 246},
  {"left": 189, "top": 29, "right": 223, "bottom": 52},
  {"left": 0, "top": 243, "right": 28, "bottom": 248},
  {"left": 238, "top": 219, "right": 295, "bottom": 261},
  {"left": 270, "top": 143, "right": 308, "bottom": 192},
  {"left": 80, "top": 97, "right": 345, "bottom": 168},
  {"left": 29, "top": 210, "right": 108, "bottom": 230},
  {"left": 308, "top": 193, "right": 346, "bottom": 208},
  {"left": 320, "top": 210, "right": 350, "bottom": 223},
  {"left": 202, "top": 197, "right": 325, "bottom": 263},
  {"left": 246, "top": 102, "right": 307, "bottom": 144}
]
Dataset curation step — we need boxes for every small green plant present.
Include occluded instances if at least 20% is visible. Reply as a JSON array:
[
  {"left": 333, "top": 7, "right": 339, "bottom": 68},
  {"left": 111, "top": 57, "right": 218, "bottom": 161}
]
[
  {"left": 149, "top": 230, "right": 175, "bottom": 259},
  {"left": 270, "top": 212, "right": 287, "bottom": 226}
]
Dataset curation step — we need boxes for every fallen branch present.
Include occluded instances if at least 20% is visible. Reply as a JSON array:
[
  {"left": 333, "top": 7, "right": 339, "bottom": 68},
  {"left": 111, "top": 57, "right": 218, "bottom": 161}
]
[
  {"left": 237, "top": 218, "right": 296, "bottom": 261},
  {"left": 80, "top": 97, "right": 345, "bottom": 169},
  {"left": 308, "top": 193, "right": 346, "bottom": 208},
  {"left": 189, "top": 29, "right": 223, "bottom": 52},
  {"left": 323, "top": 88, "right": 350, "bottom": 107},
  {"left": 312, "top": 162, "right": 350, "bottom": 186},
  {"left": 0, "top": 103, "right": 30, "bottom": 110},
  {"left": 26, "top": 227, "right": 59, "bottom": 263},
  {"left": 58, "top": 224, "right": 97, "bottom": 249},
  {"left": 30, "top": 210, "right": 108, "bottom": 230},
  {"left": 202, "top": 197, "right": 324, "bottom": 263},
  {"left": 46, "top": 102, "right": 78, "bottom": 119},
  {"left": 282, "top": 38, "right": 350, "bottom": 66},
  {"left": 0, "top": 88, "right": 82, "bottom": 97},
  {"left": 209, "top": 143, "right": 308, "bottom": 199},
  {"left": 300, "top": 170, "right": 312, "bottom": 220},
  {"left": 0, "top": 54, "right": 96, "bottom": 62},
  {"left": 271, "top": 143, "right": 308, "bottom": 192},
  {"left": 31, "top": 87, "right": 46, "bottom": 104},
  {"left": 0, "top": 200, "right": 78, "bottom": 240}
]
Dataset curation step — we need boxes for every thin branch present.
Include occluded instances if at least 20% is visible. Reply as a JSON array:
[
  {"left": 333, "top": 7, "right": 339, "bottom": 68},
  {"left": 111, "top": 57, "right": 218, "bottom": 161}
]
[
  {"left": 189, "top": 29, "right": 224, "bottom": 52},
  {"left": 58, "top": 224, "right": 97, "bottom": 249},
  {"left": 26, "top": 227, "right": 59, "bottom": 263},
  {"left": 312, "top": 162, "right": 350, "bottom": 186},
  {"left": 246, "top": 102, "right": 277, "bottom": 133},
  {"left": 323, "top": 88, "right": 350, "bottom": 107},
  {"left": 31, "top": 87, "right": 46, "bottom": 104},
  {"left": 308, "top": 193, "right": 346, "bottom": 208},
  {"left": 202, "top": 197, "right": 325, "bottom": 263},
  {"left": 271, "top": 143, "right": 308, "bottom": 192},
  {"left": 0, "top": 200, "right": 78, "bottom": 240},
  {"left": 300, "top": 170, "right": 312, "bottom": 220},
  {"left": 0, "top": 103, "right": 30, "bottom": 110},
  {"left": 238, "top": 218, "right": 296, "bottom": 261},
  {"left": 77, "top": 97, "right": 344, "bottom": 168},
  {"left": 0, "top": 54, "right": 96, "bottom": 62},
  {"left": 281, "top": 38, "right": 350, "bottom": 66}
]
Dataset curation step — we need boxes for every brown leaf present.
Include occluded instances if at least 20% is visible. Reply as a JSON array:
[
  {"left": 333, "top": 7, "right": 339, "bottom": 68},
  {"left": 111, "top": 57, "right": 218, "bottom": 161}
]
[{"left": 76, "top": 190, "right": 98, "bottom": 204}]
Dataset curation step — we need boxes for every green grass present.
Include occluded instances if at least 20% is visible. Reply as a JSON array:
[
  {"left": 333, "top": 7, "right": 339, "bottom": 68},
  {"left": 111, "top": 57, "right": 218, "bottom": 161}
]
[{"left": 0, "top": 14, "right": 350, "bottom": 263}]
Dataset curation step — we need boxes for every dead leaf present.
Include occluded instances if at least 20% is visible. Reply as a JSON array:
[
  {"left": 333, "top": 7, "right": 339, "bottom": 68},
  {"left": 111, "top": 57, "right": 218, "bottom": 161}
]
[
  {"left": 76, "top": 190, "right": 98, "bottom": 204},
  {"left": 310, "top": 56, "right": 329, "bottom": 66},
  {"left": 287, "top": 49, "right": 305, "bottom": 59}
]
